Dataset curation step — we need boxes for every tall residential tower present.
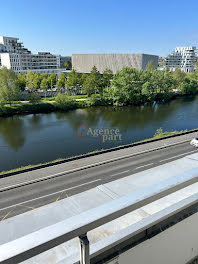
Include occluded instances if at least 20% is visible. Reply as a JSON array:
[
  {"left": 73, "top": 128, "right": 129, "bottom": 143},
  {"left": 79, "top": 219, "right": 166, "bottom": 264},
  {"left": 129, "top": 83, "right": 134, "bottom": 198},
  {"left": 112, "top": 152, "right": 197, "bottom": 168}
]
[{"left": 164, "top": 46, "right": 197, "bottom": 73}]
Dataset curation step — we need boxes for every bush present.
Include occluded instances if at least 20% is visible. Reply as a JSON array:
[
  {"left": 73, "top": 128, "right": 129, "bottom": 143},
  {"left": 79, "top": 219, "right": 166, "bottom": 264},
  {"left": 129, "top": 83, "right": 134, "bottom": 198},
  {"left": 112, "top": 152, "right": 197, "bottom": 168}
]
[
  {"left": 55, "top": 94, "right": 77, "bottom": 110},
  {"left": 0, "top": 99, "right": 6, "bottom": 107},
  {"left": 88, "top": 94, "right": 107, "bottom": 106},
  {"left": 153, "top": 127, "right": 188, "bottom": 138},
  {"left": 27, "top": 93, "right": 41, "bottom": 104},
  {"left": 154, "top": 127, "right": 164, "bottom": 137}
]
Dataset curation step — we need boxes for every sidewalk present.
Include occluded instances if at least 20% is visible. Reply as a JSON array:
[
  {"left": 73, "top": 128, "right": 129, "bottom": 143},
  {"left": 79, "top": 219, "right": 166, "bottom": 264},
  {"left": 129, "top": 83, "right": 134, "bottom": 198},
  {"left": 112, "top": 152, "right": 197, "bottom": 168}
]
[{"left": 0, "top": 131, "right": 197, "bottom": 191}]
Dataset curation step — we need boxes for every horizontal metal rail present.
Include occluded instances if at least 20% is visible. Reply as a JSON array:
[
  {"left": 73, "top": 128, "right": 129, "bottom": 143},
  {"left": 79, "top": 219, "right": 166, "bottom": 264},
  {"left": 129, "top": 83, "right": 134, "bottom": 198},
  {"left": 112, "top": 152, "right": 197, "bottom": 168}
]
[
  {"left": 0, "top": 168, "right": 198, "bottom": 263},
  {"left": 58, "top": 193, "right": 198, "bottom": 264}
]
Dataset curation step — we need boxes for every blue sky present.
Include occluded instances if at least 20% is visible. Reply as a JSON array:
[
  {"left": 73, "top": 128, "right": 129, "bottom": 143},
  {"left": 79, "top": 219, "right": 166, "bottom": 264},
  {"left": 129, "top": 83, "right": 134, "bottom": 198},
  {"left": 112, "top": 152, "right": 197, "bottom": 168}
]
[{"left": 1, "top": 0, "right": 198, "bottom": 56}]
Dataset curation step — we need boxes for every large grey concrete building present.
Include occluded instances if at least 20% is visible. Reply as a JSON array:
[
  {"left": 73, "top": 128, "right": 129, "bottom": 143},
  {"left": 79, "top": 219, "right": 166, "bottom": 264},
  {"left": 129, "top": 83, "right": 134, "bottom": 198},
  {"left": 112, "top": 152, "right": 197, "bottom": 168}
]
[{"left": 72, "top": 53, "right": 159, "bottom": 73}]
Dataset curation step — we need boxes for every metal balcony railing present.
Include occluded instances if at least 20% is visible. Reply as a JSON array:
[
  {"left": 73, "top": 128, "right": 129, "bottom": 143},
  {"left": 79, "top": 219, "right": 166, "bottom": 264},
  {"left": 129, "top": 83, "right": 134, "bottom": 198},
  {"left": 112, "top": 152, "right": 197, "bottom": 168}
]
[{"left": 0, "top": 168, "right": 198, "bottom": 264}]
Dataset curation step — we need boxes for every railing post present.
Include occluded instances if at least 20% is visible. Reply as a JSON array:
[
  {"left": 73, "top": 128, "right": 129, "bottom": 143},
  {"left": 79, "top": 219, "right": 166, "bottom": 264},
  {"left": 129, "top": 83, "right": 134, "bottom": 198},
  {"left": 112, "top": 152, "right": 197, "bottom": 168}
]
[{"left": 79, "top": 233, "right": 90, "bottom": 264}]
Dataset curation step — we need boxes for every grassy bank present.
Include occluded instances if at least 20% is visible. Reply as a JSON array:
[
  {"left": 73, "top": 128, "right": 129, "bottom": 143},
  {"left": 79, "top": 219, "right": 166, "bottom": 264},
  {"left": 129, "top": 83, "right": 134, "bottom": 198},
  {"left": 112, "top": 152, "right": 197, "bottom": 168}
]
[
  {"left": 0, "top": 100, "right": 89, "bottom": 117},
  {"left": 0, "top": 128, "right": 195, "bottom": 176},
  {"left": 136, "top": 128, "right": 188, "bottom": 143},
  {"left": 0, "top": 103, "right": 56, "bottom": 116},
  {"left": 0, "top": 93, "right": 196, "bottom": 117}
]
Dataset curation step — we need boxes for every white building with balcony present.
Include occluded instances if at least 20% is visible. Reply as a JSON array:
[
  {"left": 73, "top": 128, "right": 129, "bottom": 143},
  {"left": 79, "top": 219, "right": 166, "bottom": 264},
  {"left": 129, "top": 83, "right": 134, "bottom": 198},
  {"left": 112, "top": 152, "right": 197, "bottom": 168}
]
[
  {"left": 0, "top": 36, "right": 67, "bottom": 75},
  {"left": 164, "top": 46, "right": 197, "bottom": 73}
]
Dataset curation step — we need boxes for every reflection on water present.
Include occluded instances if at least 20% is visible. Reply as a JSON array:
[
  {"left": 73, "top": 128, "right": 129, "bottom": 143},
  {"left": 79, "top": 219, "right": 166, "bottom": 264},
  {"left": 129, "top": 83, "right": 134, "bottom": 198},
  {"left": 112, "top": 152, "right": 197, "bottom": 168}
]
[
  {"left": 0, "top": 117, "right": 25, "bottom": 151},
  {"left": 0, "top": 95, "right": 198, "bottom": 171}
]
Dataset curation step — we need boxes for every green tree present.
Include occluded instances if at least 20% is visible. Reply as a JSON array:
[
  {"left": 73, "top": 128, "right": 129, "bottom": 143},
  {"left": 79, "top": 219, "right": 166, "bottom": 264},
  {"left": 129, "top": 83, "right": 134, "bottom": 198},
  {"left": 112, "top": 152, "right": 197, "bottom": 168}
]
[
  {"left": 82, "top": 66, "right": 101, "bottom": 95},
  {"left": 40, "top": 78, "right": 50, "bottom": 90},
  {"left": 55, "top": 94, "right": 76, "bottom": 110},
  {"left": 102, "top": 69, "right": 113, "bottom": 89},
  {"left": 104, "top": 67, "right": 142, "bottom": 105},
  {"left": 26, "top": 71, "right": 35, "bottom": 92},
  {"left": 91, "top": 66, "right": 101, "bottom": 90},
  {"left": 147, "top": 70, "right": 174, "bottom": 100},
  {"left": 33, "top": 73, "right": 42, "bottom": 90},
  {"left": 82, "top": 76, "right": 96, "bottom": 96},
  {"left": 0, "top": 67, "right": 21, "bottom": 105},
  {"left": 190, "top": 60, "right": 198, "bottom": 82},
  {"left": 15, "top": 73, "right": 26, "bottom": 91},
  {"left": 146, "top": 60, "right": 155, "bottom": 71},
  {"left": 80, "top": 73, "right": 87, "bottom": 87},
  {"left": 179, "top": 77, "right": 197, "bottom": 95},
  {"left": 64, "top": 61, "right": 72, "bottom": 70},
  {"left": 160, "top": 71, "right": 174, "bottom": 99},
  {"left": 173, "top": 68, "right": 186, "bottom": 84},
  {"left": 195, "top": 59, "right": 198, "bottom": 70},
  {"left": 27, "top": 92, "right": 41, "bottom": 104},
  {"left": 142, "top": 81, "right": 154, "bottom": 101},
  {"left": 56, "top": 73, "right": 66, "bottom": 90},
  {"left": 66, "top": 69, "right": 80, "bottom": 94},
  {"left": 48, "top": 73, "right": 57, "bottom": 88},
  {"left": 41, "top": 73, "right": 49, "bottom": 80}
]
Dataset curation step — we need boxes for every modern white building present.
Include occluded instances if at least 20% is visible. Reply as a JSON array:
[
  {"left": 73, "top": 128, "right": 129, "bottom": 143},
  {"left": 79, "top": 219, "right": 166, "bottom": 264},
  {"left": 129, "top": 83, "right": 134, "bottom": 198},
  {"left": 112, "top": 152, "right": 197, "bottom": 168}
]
[
  {"left": 164, "top": 46, "right": 197, "bottom": 73},
  {"left": 0, "top": 36, "right": 68, "bottom": 75}
]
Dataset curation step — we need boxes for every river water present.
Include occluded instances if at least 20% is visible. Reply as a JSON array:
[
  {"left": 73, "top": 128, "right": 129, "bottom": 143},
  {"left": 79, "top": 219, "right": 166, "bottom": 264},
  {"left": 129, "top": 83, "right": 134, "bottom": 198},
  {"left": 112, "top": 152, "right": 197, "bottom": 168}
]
[{"left": 0, "top": 95, "right": 198, "bottom": 172}]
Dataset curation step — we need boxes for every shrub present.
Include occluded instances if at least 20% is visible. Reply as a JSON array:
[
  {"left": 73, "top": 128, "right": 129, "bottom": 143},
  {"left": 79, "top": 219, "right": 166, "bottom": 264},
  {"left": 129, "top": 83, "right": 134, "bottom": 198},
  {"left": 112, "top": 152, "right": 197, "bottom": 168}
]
[
  {"left": 153, "top": 128, "right": 188, "bottom": 138},
  {"left": 27, "top": 93, "right": 41, "bottom": 104},
  {"left": 88, "top": 94, "right": 107, "bottom": 106},
  {"left": 55, "top": 94, "right": 77, "bottom": 110},
  {"left": 154, "top": 127, "right": 164, "bottom": 137}
]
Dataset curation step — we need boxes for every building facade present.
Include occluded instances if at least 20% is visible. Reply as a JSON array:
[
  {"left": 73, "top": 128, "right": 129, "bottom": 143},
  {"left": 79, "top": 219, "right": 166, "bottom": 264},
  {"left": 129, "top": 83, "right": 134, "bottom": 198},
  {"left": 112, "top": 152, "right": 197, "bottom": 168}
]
[
  {"left": 164, "top": 46, "right": 197, "bottom": 73},
  {"left": 0, "top": 36, "right": 67, "bottom": 75},
  {"left": 72, "top": 53, "right": 159, "bottom": 73}
]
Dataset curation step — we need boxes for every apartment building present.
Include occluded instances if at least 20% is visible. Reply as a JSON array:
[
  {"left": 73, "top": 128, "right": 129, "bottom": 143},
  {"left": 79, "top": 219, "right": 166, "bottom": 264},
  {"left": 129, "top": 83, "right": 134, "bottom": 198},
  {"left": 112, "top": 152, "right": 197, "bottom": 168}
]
[
  {"left": 164, "top": 46, "right": 197, "bottom": 73},
  {"left": 0, "top": 36, "right": 67, "bottom": 75}
]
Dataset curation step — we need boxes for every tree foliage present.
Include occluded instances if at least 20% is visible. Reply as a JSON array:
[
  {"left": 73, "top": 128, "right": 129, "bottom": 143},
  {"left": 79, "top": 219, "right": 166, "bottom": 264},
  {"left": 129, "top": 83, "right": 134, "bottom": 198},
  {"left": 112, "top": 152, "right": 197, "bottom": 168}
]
[
  {"left": 0, "top": 67, "right": 21, "bottom": 105},
  {"left": 64, "top": 61, "right": 72, "bottom": 70},
  {"left": 26, "top": 71, "right": 35, "bottom": 92},
  {"left": 102, "top": 69, "right": 113, "bottom": 89},
  {"left": 27, "top": 93, "right": 41, "bottom": 104},
  {"left": 56, "top": 73, "right": 66, "bottom": 89},
  {"left": 146, "top": 60, "right": 155, "bottom": 71},
  {"left": 66, "top": 69, "right": 80, "bottom": 94},
  {"left": 55, "top": 94, "right": 76, "bottom": 110},
  {"left": 40, "top": 78, "right": 50, "bottom": 90},
  {"left": 15, "top": 73, "right": 26, "bottom": 91},
  {"left": 179, "top": 78, "right": 197, "bottom": 95},
  {"left": 82, "top": 66, "right": 101, "bottom": 96},
  {"left": 48, "top": 73, "right": 57, "bottom": 87},
  {"left": 103, "top": 66, "right": 197, "bottom": 106},
  {"left": 1, "top": 62, "right": 197, "bottom": 107}
]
